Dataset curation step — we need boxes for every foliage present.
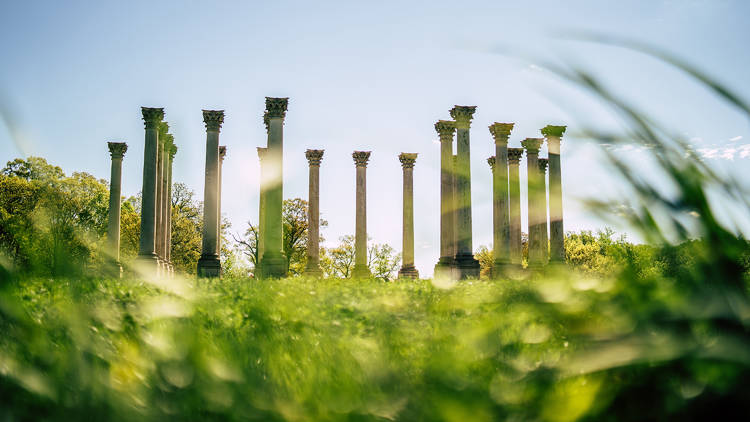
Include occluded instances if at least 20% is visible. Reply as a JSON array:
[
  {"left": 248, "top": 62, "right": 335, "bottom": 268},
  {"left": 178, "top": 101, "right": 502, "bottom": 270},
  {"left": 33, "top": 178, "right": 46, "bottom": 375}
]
[{"left": 320, "top": 235, "right": 401, "bottom": 280}]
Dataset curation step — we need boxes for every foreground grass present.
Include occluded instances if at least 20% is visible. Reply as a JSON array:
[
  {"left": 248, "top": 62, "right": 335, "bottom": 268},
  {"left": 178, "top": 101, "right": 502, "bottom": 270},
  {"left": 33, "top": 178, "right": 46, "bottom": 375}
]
[{"left": 3, "top": 270, "right": 748, "bottom": 421}]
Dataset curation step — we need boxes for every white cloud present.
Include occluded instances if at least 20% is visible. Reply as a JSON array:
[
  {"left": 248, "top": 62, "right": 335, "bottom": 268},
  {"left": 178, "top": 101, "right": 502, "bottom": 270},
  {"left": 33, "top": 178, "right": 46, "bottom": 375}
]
[{"left": 730, "top": 135, "right": 743, "bottom": 142}]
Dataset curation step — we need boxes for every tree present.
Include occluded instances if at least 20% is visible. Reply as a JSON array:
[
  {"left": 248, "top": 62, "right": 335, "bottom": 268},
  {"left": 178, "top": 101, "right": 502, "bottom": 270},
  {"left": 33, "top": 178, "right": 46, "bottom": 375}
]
[
  {"left": 320, "top": 235, "right": 400, "bottom": 280},
  {"left": 475, "top": 245, "right": 493, "bottom": 279},
  {"left": 368, "top": 242, "right": 400, "bottom": 281}
]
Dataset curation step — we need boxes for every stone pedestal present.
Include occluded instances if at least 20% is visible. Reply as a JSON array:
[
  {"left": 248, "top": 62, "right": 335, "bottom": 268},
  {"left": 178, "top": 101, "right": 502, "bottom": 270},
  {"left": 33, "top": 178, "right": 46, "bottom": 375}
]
[
  {"left": 136, "top": 107, "right": 164, "bottom": 275},
  {"left": 542, "top": 125, "right": 567, "bottom": 264},
  {"left": 260, "top": 97, "right": 289, "bottom": 278},
  {"left": 538, "top": 158, "right": 549, "bottom": 264},
  {"left": 489, "top": 123, "right": 513, "bottom": 278},
  {"left": 106, "top": 142, "right": 127, "bottom": 277},
  {"left": 433, "top": 120, "right": 457, "bottom": 279},
  {"left": 449, "top": 106, "right": 480, "bottom": 279},
  {"left": 398, "top": 153, "right": 419, "bottom": 279},
  {"left": 197, "top": 110, "right": 224, "bottom": 278},
  {"left": 256, "top": 146, "right": 268, "bottom": 275},
  {"left": 522, "top": 137, "right": 545, "bottom": 269},
  {"left": 304, "top": 149, "right": 324, "bottom": 277},
  {"left": 352, "top": 151, "right": 372, "bottom": 278},
  {"left": 507, "top": 148, "right": 524, "bottom": 267},
  {"left": 259, "top": 98, "right": 289, "bottom": 278}
]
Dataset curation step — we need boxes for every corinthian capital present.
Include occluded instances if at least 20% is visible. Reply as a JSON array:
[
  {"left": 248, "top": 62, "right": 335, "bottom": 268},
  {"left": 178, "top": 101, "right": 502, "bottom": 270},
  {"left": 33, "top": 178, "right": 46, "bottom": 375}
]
[
  {"left": 169, "top": 144, "right": 178, "bottom": 160},
  {"left": 219, "top": 146, "right": 227, "bottom": 162},
  {"left": 202, "top": 110, "right": 225, "bottom": 131},
  {"left": 541, "top": 125, "right": 567, "bottom": 138},
  {"left": 521, "top": 138, "right": 544, "bottom": 154},
  {"left": 507, "top": 148, "right": 524, "bottom": 164},
  {"left": 263, "top": 111, "right": 270, "bottom": 133},
  {"left": 257, "top": 147, "right": 268, "bottom": 161},
  {"left": 489, "top": 123, "right": 514, "bottom": 143},
  {"left": 538, "top": 158, "right": 549, "bottom": 173},
  {"left": 107, "top": 142, "right": 128, "bottom": 159},
  {"left": 352, "top": 151, "right": 371, "bottom": 167},
  {"left": 265, "top": 97, "right": 289, "bottom": 119},
  {"left": 434, "top": 120, "right": 456, "bottom": 140},
  {"left": 487, "top": 156, "right": 496, "bottom": 171},
  {"left": 449, "top": 106, "right": 476, "bottom": 129},
  {"left": 141, "top": 107, "right": 164, "bottom": 129},
  {"left": 306, "top": 149, "right": 324, "bottom": 166},
  {"left": 399, "top": 153, "right": 417, "bottom": 169}
]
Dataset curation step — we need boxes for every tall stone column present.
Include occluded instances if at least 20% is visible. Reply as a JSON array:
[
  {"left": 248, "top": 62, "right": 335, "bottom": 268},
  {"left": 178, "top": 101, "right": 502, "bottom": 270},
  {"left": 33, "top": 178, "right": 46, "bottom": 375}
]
[
  {"left": 352, "top": 151, "right": 372, "bottom": 278},
  {"left": 538, "top": 158, "right": 550, "bottom": 264},
  {"left": 256, "top": 147, "right": 268, "bottom": 273},
  {"left": 106, "top": 142, "right": 127, "bottom": 277},
  {"left": 137, "top": 107, "right": 164, "bottom": 273},
  {"left": 522, "top": 137, "right": 545, "bottom": 268},
  {"left": 449, "top": 106, "right": 480, "bottom": 279},
  {"left": 542, "top": 125, "right": 567, "bottom": 263},
  {"left": 434, "top": 120, "right": 456, "bottom": 279},
  {"left": 166, "top": 143, "right": 177, "bottom": 274},
  {"left": 259, "top": 97, "right": 289, "bottom": 278},
  {"left": 507, "top": 148, "right": 524, "bottom": 266},
  {"left": 398, "top": 153, "right": 419, "bottom": 279},
  {"left": 217, "top": 146, "right": 226, "bottom": 258},
  {"left": 489, "top": 123, "right": 513, "bottom": 277},
  {"left": 451, "top": 154, "right": 459, "bottom": 279},
  {"left": 197, "top": 110, "right": 224, "bottom": 277},
  {"left": 160, "top": 132, "right": 174, "bottom": 273},
  {"left": 155, "top": 123, "right": 167, "bottom": 272},
  {"left": 304, "top": 149, "right": 324, "bottom": 277}
]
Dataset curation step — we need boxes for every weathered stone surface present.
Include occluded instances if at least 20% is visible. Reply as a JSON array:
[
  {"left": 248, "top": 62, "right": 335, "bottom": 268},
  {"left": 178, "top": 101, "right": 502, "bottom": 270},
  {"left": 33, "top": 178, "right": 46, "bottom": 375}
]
[
  {"left": 538, "top": 157, "right": 549, "bottom": 264},
  {"left": 542, "top": 125, "right": 567, "bottom": 264},
  {"left": 197, "top": 110, "right": 224, "bottom": 278},
  {"left": 398, "top": 153, "right": 419, "bottom": 279},
  {"left": 352, "top": 151, "right": 372, "bottom": 278},
  {"left": 434, "top": 120, "right": 457, "bottom": 279},
  {"left": 106, "top": 142, "right": 127, "bottom": 277},
  {"left": 137, "top": 107, "right": 164, "bottom": 275},
  {"left": 304, "top": 149, "right": 324, "bottom": 277},
  {"left": 507, "top": 148, "right": 524, "bottom": 266},
  {"left": 522, "top": 137, "right": 545, "bottom": 269},
  {"left": 489, "top": 123, "right": 513, "bottom": 278}
]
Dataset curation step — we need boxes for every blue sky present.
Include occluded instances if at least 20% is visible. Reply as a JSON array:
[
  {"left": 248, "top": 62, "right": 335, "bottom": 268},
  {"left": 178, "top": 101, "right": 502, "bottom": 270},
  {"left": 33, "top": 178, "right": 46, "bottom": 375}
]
[{"left": 2, "top": 0, "right": 749, "bottom": 275}]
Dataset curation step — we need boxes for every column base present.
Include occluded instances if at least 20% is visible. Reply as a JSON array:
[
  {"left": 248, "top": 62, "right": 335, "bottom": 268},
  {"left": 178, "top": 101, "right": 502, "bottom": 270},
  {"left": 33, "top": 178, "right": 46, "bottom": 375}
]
[
  {"left": 352, "top": 263, "right": 371, "bottom": 278},
  {"left": 398, "top": 265, "right": 419, "bottom": 279},
  {"left": 259, "top": 251, "right": 288, "bottom": 279},
  {"left": 135, "top": 253, "right": 159, "bottom": 277},
  {"left": 434, "top": 256, "right": 456, "bottom": 280},
  {"left": 106, "top": 260, "right": 123, "bottom": 279},
  {"left": 303, "top": 262, "right": 323, "bottom": 278},
  {"left": 197, "top": 254, "right": 221, "bottom": 278},
  {"left": 491, "top": 260, "right": 514, "bottom": 279},
  {"left": 454, "top": 253, "right": 480, "bottom": 280}
]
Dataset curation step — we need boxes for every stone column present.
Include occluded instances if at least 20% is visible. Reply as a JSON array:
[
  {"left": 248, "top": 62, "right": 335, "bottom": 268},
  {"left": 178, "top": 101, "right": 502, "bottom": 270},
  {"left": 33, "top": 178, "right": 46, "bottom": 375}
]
[
  {"left": 106, "top": 142, "right": 127, "bottom": 277},
  {"left": 256, "top": 147, "right": 268, "bottom": 272},
  {"left": 259, "top": 98, "right": 289, "bottom": 278},
  {"left": 398, "top": 153, "right": 419, "bottom": 279},
  {"left": 433, "top": 120, "right": 456, "bottom": 279},
  {"left": 155, "top": 123, "right": 167, "bottom": 273},
  {"left": 160, "top": 132, "right": 174, "bottom": 274},
  {"left": 449, "top": 106, "right": 480, "bottom": 279},
  {"left": 542, "top": 125, "right": 567, "bottom": 264},
  {"left": 489, "top": 123, "right": 513, "bottom": 277},
  {"left": 507, "top": 148, "right": 524, "bottom": 266},
  {"left": 538, "top": 158, "right": 550, "bottom": 264},
  {"left": 304, "top": 149, "right": 324, "bottom": 277},
  {"left": 522, "top": 137, "right": 545, "bottom": 268},
  {"left": 451, "top": 154, "right": 459, "bottom": 279},
  {"left": 166, "top": 143, "right": 177, "bottom": 274},
  {"left": 352, "top": 151, "right": 372, "bottom": 278},
  {"left": 137, "top": 107, "right": 164, "bottom": 272},
  {"left": 197, "top": 110, "right": 224, "bottom": 277},
  {"left": 217, "top": 146, "right": 226, "bottom": 258}
]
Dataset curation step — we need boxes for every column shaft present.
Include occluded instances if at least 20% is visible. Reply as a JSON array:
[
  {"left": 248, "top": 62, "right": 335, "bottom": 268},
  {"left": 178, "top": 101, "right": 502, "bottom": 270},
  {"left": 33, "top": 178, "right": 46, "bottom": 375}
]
[
  {"left": 304, "top": 149, "right": 324, "bottom": 276},
  {"left": 155, "top": 132, "right": 164, "bottom": 266},
  {"left": 197, "top": 110, "right": 223, "bottom": 277},
  {"left": 217, "top": 146, "right": 226, "bottom": 258},
  {"left": 106, "top": 142, "right": 127, "bottom": 277},
  {"left": 398, "top": 153, "right": 418, "bottom": 279},
  {"left": 543, "top": 125, "right": 567, "bottom": 263},
  {"left": 352, "top": 151, "right": 371, "bottom": 278},
  {"left": 257, "top": 147, "right": 267, "bottom": 271},
  {"left": 523, "top": 138, "right": 545, "bottom": 268},
  {"left": 489, "top": 123, "right": 513, "bottom": 277},
  {"left": 508, "top": 148, "right": 523, "bottom": 266},
  {"left": 166, "top": 144, "right": 176, "bottom": 273},
  {"left": 259, "top": 98, "right": 289, "bottom": 278},
  {"left": 137, "top": 107, "right": 164, "bottom": 272},
  {"left": 434, "top": 121, "right": 456, "bottom": 278},
  {"left": 539, "top": 158, "right": 549, "bottom": 264}
]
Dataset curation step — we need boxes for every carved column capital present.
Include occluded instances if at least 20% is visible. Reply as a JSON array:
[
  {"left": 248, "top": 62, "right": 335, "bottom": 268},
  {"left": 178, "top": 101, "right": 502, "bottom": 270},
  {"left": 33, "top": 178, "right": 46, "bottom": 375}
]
[
  {"left": 399, "top": 152, "right": 417, "bottom": 169},
  {"left": 257, "top": 147, "right": 268, "bottom": 161},
  {"left": 141, "top": 107, "right": 164, "bottom": 129},
  {"left": 353, "top": 151, "right": 371, "bottom": 167},
  {"left": 219, "top": 146, "right": 227, "bottom": 162},
  {"left": 538, "top": 158, "right": 549, "bottom": 173},
  {"left": 489, "top": 122, "right": 514, "bottom": 144},
  {"left": 107, "top": 142, "right": 128, "bottom": 159},
  {"left": 265, "top": 97, "right": 289, "bottom": 119},
  {"left": 487, "top": 156, "right": 496, "bottom": 171},
  {"left": 521, "top": 137, "right": 544, "bottom": 154},
  {"left": 541, "top": 125, "right": 567, "bottom": 138},
  {"left": 306, "top": 149, "right": 324, "bottom": 166},
  {"left": 449, "top": 106, "right": 476, "bottom": 129},
  {"left": 435, "top": 120, "right": 456, "bottom": 140},
  {"left": 169, "top": 144, "right": 178, "bottom": 160},
  {"left": 263, "top": 111, "right": 270, "bottom": 133},
  {"left": 507, "top": 148, "right": 524, "bottom": 164},
  {"left": 202, "top": 110, "right": 225, "bottom": 131}
]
